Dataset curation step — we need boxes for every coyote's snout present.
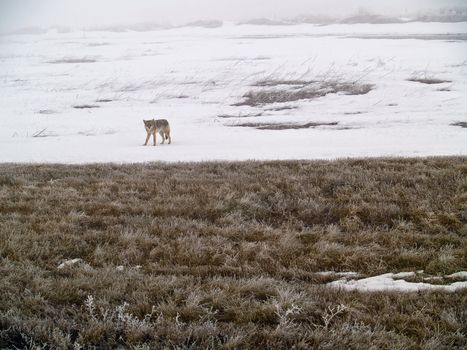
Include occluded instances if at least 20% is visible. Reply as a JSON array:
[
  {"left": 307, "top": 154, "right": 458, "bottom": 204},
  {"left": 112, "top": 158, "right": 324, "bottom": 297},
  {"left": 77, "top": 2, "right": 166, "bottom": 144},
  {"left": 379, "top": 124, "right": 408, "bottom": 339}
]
[{"left": 143, "top": 119, "right": 171, "bottom": 146}]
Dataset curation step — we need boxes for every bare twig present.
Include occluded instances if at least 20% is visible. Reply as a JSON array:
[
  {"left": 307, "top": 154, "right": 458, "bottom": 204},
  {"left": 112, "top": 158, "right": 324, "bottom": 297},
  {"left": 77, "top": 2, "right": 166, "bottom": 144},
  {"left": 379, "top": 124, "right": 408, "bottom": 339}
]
[{"left": 32, "top": 128, "right": 47, "bottom": 138}]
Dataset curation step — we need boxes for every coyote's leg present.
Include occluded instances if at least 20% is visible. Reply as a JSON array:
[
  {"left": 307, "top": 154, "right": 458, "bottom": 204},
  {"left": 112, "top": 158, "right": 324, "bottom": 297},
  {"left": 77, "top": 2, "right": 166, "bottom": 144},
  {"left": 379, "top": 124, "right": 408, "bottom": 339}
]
[
  {"left": 159, "top": 131, "right": 165, "bottom": 144},
  {"left": 153, "top": 131, "right": 157, "bottom": 146},
  {"left": 144, "top": 132, "right": 150, "bottom": 146},
  {"left": 167, "top": 131, "right": 171, "bottom": 144}
]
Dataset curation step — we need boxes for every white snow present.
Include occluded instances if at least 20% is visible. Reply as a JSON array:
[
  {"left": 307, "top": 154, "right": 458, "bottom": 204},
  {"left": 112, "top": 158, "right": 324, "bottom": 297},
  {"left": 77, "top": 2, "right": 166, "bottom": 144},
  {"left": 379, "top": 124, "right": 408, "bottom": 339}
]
[
  {"left": 328, "top": 272, "right": 467, "bottom": 292},
  {"left": 447, "top": 271, "right": 467, "bottom": 279},
  {"left": 392, "top": 271, "right": 421, "bottom": 278},
  {"left": 57, "top": 258, "right": 86, "bottom": 269},
  {"left": 1, "top": 22, "right": 466, "bottom": 163}
]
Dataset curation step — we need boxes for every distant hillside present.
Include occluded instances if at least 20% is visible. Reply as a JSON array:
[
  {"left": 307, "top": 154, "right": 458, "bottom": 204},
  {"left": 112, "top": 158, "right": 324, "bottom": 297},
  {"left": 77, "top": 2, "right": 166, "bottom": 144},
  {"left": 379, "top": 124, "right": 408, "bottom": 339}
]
[
  {"left": 291, "top": 14, "right": 336, "bottom": 25},
  {"left": 182, "top": 20, "right": 223, "bottom": 28},
  {"left": 240, "top": 14, "right": 406, "bottom": 26},
  {"left": 6, "top": 6, "right": 467, "bottom": 36},
  {"left": 241, "top": 7, "right": 467, "bottom": 26},
  {"left": 415, "top": 7, "right": 467, "bottom": 23},
  {"left": 339, "top": 14, "right": 405, "bottom": 24}
]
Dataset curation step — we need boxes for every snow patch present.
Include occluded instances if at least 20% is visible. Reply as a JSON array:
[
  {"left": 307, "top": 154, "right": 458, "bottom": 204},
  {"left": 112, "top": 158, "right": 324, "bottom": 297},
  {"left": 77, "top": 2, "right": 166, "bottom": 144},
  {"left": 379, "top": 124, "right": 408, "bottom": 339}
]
[
  {"left": 446, "top": 271, "right": 467, "bottom": 279},
  {"left": 392, "top": 271, "right": 422, "bottom": 278},
  {"left": 57, "top": 258, "right": 89, "bottom": 270},
  {"left": 328, "top": 272, "right": 467, "bottom": 292}
]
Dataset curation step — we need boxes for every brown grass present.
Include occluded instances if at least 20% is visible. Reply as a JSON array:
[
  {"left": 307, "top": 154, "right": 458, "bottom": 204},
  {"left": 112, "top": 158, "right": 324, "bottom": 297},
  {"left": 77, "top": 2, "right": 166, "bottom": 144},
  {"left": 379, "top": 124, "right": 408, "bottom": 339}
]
[
  {"left": 235, "top": 81, "right": 373, "bottom": 107},
  {"left": 253, "top": 79, "right": 316, "bottom": 87},
  {"left": 267, "top": 105, "right": 298, "bottom": 111},
  {"left": 451, "top": 122, "right": 467, "bottom": 128},
  {"left": 217, "top": 112, "right": 264, "bottom": 119},
  {"left": 232, "top": 121, "right": 338, "bottom": 130},
  {"left": 73, "top": 105, "right": 100, "bottom": 109},
  {"left": 49, "top": 58, "right": 97, "bottom": 64},
  {"left": 0, "top": 158, "right": 466, "bottom": 349},
  {"left": 407, "top": 77, "right": 452, "bottom": 85}
]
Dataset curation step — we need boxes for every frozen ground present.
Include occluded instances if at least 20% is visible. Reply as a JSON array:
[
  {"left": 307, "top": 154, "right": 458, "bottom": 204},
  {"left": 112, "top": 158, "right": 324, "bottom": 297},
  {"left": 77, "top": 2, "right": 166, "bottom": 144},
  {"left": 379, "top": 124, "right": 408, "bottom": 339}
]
[{"left": 0, "top": 22, "right": 466, "bottom": 163}]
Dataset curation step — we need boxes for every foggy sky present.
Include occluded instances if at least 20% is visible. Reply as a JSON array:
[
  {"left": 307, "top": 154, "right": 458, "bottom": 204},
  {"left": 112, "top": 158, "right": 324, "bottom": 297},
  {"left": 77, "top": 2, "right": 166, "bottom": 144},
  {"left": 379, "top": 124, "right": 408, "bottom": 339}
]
[{"left": 1, "top": 0, "right": 465, "bottom": 30}]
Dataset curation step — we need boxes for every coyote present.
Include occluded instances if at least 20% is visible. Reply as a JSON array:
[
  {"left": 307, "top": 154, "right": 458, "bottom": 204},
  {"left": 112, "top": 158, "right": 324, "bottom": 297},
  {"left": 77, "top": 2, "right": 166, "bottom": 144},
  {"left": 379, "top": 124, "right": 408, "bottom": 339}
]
[{"left": 143, "top": 119, "right": 171, "bottom": 146}]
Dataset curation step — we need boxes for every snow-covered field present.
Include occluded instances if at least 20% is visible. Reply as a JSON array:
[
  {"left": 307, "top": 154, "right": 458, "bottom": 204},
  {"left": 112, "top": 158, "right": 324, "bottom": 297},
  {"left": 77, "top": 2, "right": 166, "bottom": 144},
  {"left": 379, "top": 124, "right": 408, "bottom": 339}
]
[{"left": 0, "top": 22, "right": 466, "bottom": 163}]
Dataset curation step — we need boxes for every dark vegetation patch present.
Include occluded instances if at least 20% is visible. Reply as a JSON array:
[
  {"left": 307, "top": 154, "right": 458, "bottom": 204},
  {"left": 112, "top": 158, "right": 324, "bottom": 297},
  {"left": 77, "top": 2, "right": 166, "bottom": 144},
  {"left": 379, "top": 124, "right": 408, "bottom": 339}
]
[
  {"left": 49, "top": 57, "right": 97, "bottom": 64},
  {"left": 253, "top": 79, "right": 316, "bottom": 87},
  {"left": 233, "top": 121, "right": 338, "bottom": 130},
  {"left": 37, "top": 109, "right": 57, "bottom": 115},
  {"left": 95, "top": 99, "right": 112, "bottom": 103},
  {"left": 451, "top": 121, "right": 467, "bottom": 128},
  {"left": 87, "top": 42, "right": 109, "bottom": 47},
  {"left": 347, "top": 34, "right": 467, "bottom": 41},
  {"left": 235, "top": 81, "right": 373, "bottom": 107},
  {"left": 344, "top": 111, "right": 366, "bottom": 115},
  {"left": 217, "top": 112, "right": 263, "bottom": 119},
  {"left": 251, "top": 56, "right": 271, "bottom": 61},
  {"left": 73, "top": 104, "right": 100, "bottom": 109},
  {"left": 267, "top": 105, "right": 298, "bottom": 111},
  {"left": 334, "top": 126, "right": 360, "bottom": 130},
  {"left": 0, "top": 158, "right": 466, "bottom": 349},
  {"left": 407, "top": 77, "right": 452, "bottom": 85},
  {"left": 31, "top": 128, "right": 58, "bottom": 138}
]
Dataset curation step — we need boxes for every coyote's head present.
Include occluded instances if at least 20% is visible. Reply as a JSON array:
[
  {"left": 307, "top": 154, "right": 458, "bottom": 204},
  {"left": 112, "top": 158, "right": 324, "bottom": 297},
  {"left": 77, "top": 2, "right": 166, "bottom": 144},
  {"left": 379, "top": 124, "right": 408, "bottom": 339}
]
[{"left": 143, "top": 119, "right": 154, "bottom": 131}]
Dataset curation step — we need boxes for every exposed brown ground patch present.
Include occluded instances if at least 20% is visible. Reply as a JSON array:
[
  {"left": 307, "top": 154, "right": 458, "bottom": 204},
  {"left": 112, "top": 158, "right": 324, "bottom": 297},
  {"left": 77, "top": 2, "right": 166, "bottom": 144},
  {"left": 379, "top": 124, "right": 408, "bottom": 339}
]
[
  {"left": 73, "top": 104, "right": 100, "bottom": 109},
  {"left": 451, "top": 121, "right": 467, "bottom": 128},
  {"left": 233, "top": 121, "right": 338, "bottom": 130},
  {"left": 234, "top": 81, "right": 373, "bottom": 107},
  {"left": 407, "top": 77, "right": 452, "bottom": 85},
  {"left": 217, "top": 112, "right": 264, "bottom": 119},
  {"left": 0, "top": 158, "right": 466, "bottom": 349}
]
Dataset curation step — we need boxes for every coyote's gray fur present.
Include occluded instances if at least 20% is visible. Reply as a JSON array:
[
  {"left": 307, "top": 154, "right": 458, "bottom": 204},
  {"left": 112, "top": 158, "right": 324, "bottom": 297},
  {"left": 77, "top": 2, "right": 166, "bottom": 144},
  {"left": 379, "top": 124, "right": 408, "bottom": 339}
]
[{"left": 143, "top": 119, "right": 171, "bottom": 146}]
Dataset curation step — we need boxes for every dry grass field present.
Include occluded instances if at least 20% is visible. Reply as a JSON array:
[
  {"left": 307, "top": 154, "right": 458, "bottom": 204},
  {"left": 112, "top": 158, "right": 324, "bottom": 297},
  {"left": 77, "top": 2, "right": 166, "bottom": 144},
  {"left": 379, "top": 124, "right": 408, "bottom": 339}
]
[{"left": 0, "top": 157, "right": 466, "bottom": 349}]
